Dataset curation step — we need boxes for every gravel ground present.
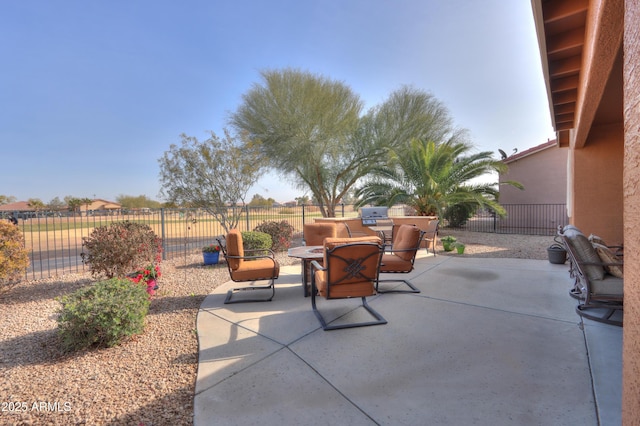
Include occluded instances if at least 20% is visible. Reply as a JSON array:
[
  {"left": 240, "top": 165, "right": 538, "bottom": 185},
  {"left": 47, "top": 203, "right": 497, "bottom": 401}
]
[{"left": 0, "top": 231, "right": 554, "bottom": 425}]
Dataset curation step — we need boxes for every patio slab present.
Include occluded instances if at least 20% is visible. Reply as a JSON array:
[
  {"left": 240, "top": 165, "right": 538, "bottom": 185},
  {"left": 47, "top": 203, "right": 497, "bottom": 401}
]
[{"left": 194, "top": 254, "right": 621, "bottom": 425}]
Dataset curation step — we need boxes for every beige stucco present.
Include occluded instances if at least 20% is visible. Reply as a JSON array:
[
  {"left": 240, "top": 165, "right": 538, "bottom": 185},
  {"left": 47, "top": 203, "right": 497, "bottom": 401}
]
[
  {"left": 570, "top": 123, "right": 624, "bottom": 244},
  {"left": 622, "top": 0, "right": 640, "bottom": 420},
  {"left": 500, "top": 143, "right": 568, "bottom": 204}
]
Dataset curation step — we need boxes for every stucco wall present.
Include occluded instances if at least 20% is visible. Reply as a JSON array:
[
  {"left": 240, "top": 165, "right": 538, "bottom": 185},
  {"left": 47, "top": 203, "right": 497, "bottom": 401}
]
[
  {"left": 500, "top": 147, "right": 568, "bottom": 204},
  {"left": 622, "top": 1, "right": 640, "bottom": 422},
  {"left": 571, "top": 123, "right": 624, "bottom": 244}
]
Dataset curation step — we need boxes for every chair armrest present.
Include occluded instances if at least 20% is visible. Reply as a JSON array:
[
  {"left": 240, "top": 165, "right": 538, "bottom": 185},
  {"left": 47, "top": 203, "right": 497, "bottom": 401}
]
[
  {"left": 310, "top": 260, "right": 325, "bottom": 274},
  {"left": 243, "top": 248, "right": 277, "bottom": 259},
  {"left": 225, "top": 252, "right": 277, "bottom": 261}
]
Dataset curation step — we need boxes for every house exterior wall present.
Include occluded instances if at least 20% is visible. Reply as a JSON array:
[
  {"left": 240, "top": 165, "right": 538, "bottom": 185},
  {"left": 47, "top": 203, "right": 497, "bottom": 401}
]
[
  {"left": 79, "top": 200, "right": 122, "bottom": 212},
  {"left": 622, "top": 1, "right": 640, "bottom": 421},
  {"left": 533, "top": 0, "right": 638, "bottom": 421},
  {"left": 500, "top": 146, "right": 568, "bottom": 204},
  {"left": 571, "top": 123, "right": 624, "bottom": 245}
]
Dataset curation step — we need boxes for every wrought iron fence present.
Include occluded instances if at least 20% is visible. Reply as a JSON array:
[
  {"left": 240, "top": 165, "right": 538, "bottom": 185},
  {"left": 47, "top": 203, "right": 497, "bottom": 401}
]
[
  {"left": 10, "top": 205, "right": 359, "bottom": 280},
  {"left": 7, "top": 203, "right": 564, "bottom": 280},
  {"left": 443, "top": 204, "right": 568, "bottom": 235}
]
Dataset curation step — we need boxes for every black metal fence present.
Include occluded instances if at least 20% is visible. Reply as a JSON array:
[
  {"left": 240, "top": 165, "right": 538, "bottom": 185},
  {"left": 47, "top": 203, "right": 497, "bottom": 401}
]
[
  {"left": 7, "top": 203, "right": 565, "bottom": 281},
  {"left": 445, "top": 204, "right": 568, "bottom": 235},
  {"left": 9, "top": 205, "right": 361, "bottom": 281}
]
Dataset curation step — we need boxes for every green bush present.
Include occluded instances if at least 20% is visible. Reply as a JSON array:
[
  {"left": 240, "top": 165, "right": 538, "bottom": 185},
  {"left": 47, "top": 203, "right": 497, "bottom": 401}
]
[
  {"left": 0, "top": 222, "right": 30, "bottom": 286},
  {"left": 81, "top": 221, "right": 162, "bottom": 279},
  {"left": 241, "top": 231, "right": 272, "bottom": 254},
  {"left": 57, "top": 278, "right": 150, "bottom": 352},
  {"left": 444, "top": 204, "right": 477, "bottom": 228},
  {"left": 253, "top": 220, "right": 294, "bottom": 251}
]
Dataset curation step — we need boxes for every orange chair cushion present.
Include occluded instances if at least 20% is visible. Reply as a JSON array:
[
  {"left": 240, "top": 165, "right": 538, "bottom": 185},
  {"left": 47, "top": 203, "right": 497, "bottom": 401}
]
[
  {"left": 231, "top": 258, "right": 280, "bottom": 281},
  {"left": 314, "top": 270, "right": 375, "bottom": 298},
  {"left": 392, "top": 225, "right": 421, "bottom": 261},
  {"left": 380, "top": 253, "right": 414, "bottom": 272},
  {"left": 336, "top": 222, "right": 351, "bottom": 238},
  {"left": 226, "top": 229, "right": 244, "bottom": 270},
  {"left": 304, "top": 223, "right": 337, "bottom": 246}
]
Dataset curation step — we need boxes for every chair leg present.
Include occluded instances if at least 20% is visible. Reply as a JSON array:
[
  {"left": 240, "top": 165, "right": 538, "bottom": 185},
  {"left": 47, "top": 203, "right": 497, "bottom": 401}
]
[
  {"left": 311, "top": 287, "right": 387, "bottom": 330},
  {"left": 224, "top": 279, "right": 275, "bottom": 304},
  {"left": 424, "top": 239, "right": 436, "bottom": 256},
  {"left": 376, "top": 279, "right": 420, "bottom": 294}
]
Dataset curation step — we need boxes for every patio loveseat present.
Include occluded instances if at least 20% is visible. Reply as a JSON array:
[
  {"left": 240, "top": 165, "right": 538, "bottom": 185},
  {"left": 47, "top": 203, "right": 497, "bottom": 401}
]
[{"left": 558, "top": 226, "right": 623, "bottom": 326}]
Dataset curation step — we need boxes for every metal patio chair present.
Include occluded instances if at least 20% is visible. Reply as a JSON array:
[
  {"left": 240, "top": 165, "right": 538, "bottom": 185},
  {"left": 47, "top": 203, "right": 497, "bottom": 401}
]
[
  {"left": 310, "top": 237, "right": 386, "bottom": 330},
  {"left": 217, "top": 229, "right": 280, "bottom": 304}
]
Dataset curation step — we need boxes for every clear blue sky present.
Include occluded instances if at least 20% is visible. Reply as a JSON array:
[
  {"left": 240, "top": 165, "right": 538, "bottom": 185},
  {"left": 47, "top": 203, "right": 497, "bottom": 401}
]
[{"left": 1, "top": 0, "right": 555, "bottom": 204}]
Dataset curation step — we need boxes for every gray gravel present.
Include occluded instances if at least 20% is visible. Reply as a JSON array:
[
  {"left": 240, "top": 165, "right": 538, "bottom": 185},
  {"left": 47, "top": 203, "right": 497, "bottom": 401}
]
[{"left": 0, "top": 232, "right": 553, "bottom": 425}]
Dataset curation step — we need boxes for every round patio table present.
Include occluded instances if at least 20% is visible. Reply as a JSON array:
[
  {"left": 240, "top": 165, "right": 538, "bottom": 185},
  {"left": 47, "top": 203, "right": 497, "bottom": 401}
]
[{"left": 287, "top": 245, "right": 324, "bottom": 297}]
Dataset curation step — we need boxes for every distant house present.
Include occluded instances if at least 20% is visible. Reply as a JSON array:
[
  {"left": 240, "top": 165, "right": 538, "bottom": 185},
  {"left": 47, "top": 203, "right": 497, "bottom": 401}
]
[
  {"left": 0, "top": 201, "right": 34, "bottom": 213},
  {"left": 0, "top": 201, "right": 37, "bottom": 220},
  {"left": 82, "top": 199, "right": 121, "bottom": 212},
  {"left": 0, "top": 199, "right": 122, "bottom": 218},
  {"left": 499, "top": 139, "right": 568, "bottom": 204},
  {"left": 498, "top": 139, "right": 569, "bottom": 232}
]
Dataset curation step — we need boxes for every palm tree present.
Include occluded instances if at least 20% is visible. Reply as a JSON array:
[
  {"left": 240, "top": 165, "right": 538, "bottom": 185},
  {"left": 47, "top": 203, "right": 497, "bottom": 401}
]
[{"left": 354, "top": 138, "right": 522, "bottom": 220}]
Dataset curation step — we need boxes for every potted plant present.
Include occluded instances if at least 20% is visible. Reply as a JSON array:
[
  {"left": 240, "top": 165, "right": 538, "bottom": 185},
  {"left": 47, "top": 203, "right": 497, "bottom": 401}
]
[
  {"left": 441, "top": 236, "right": 457, "bottom": 252},
  {"left": 128, "top": 263, "right": 161, "bottom": 297},
  {"left": 203, "top": 244, "right": 221, "bottom": 265},
  {"left": 455, "top": 242, "right": 466, "bottom": 254}
]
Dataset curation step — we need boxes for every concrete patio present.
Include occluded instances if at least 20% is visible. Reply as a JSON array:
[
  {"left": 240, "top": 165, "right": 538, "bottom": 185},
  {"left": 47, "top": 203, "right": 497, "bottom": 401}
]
[{"left": 194, "top": 253, "right": 622, "bottom": 425}]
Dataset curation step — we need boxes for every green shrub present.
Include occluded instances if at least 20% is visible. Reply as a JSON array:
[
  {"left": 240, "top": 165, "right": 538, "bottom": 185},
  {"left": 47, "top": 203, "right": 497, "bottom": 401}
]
[
  {"left": 81, "top": 221, "right": 162, "bottom": 279},
  {"left": 241, "top": 231, "right": 272, "bottom": 254},
  {"left": 57, "top": 278, "right": 150, "bottom": 352},
  {"left": 253, "top": 220, "right": 294, "bottom": 251},
  {"left": 0, "top": 222, "right": 30, "bottom": 286},
  {"left": 444, "top": 204, "right": 477, "bottom": 228}
]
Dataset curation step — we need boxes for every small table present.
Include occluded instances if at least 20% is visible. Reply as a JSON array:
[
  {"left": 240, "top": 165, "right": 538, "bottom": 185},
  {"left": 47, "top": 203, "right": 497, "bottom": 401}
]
[{"left": 288, "top": 245, "right": 324, "bottom": 297}]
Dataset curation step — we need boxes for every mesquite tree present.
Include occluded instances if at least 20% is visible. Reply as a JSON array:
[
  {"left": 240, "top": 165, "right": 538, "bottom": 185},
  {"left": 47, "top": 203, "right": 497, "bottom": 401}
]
[
  {"left": 158, "top": 129, "right": 265, "bottom": 233},
  {"left": 231, "top": 69, "right": 466, "bottom": 217}
]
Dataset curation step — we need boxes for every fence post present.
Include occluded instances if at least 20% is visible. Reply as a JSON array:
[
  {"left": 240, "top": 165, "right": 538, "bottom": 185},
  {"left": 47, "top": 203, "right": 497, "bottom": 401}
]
[
  {"left": 302, "top": 203, "right": 306, "bottom": 226},
  {"left": 245, "top": 205, "right": 250, "bottom": 231},
  {"left": 160, "top": 208, "right": 167, "bottom": 260},
  {"left": 341, "top": 203, "right": 344, "bottom": 217},
  {"left": 493, "top": 210, "right": 497, "bottom": 233}
]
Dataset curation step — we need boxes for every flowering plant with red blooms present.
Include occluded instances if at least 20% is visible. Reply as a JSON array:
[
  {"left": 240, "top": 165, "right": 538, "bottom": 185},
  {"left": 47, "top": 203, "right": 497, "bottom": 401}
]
[
  {"left": 129, "top": 264, "right": 161, "bottom": 283},
  {"left": 202, "top": 244, "right": 221, "bottom": 253}
]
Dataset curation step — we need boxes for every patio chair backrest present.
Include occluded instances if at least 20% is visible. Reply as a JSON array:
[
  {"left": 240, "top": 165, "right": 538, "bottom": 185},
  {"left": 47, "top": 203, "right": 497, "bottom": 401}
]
[
  {"left": 304, "top": 223, "right": 337, "bottom": 246},
  {"left": 321, "top": 238, "right": 383, "bottom": 299},
  {"left": 392, "top": 225, "right": 422, "bottom": 261},
  {"left": 225, "top": 229, "right": 244, "bottom": 271},
  {"left": 336, "top": 222, "right": 352, "bottom": 238}
]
